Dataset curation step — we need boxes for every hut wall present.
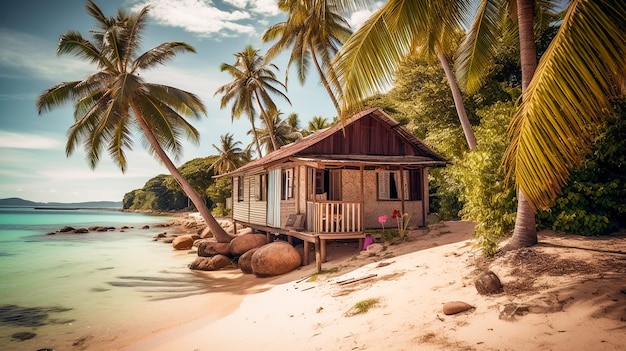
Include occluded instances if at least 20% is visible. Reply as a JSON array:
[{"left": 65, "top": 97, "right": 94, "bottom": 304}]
[
  {"left": 232, "top": 174, "right": 267, "bottom": 225},
  {"left": 232, "top": 176, "right": 248, "bottom": 223},
  {"left": 361, "top": 171, "right": 424, "bottom": 228},
  {"left": 341, "top": 169, "right": 362, "bottom": 202}
]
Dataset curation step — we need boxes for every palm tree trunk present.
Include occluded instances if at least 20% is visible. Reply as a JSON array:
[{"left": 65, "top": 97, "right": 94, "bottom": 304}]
[
  {"left": 132, "top": 106, "right": 235, "bottom": 243},
  {"left": 504, "top": 0, "right": 538, "bottom": 251},
  {"left": 437, "top": 48, "right": 477, "bottom": 150},
  {"left": 309, "top": 44, "right": 342, "bottom": 115},
  {"left": 254, "top": 91, "right": 280, "bottom": 152},
  {"left": 249, "top": 114, "right": 263, "bottom": 158}
]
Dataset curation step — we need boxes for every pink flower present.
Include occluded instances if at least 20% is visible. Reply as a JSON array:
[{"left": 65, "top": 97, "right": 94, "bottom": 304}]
[{"left": 377, "top": 215, "right": 388, "bottom": 224}]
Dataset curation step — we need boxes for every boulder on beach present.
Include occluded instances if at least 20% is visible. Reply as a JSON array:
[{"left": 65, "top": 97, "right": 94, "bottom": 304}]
[
  {"left": 197, "top": 241, "right": 231, "bottom": 257},
  {"left": 74, "top": 228, "right": 89, "bottom": 234},
  {"left": 59, "top": 226, "right": 75, "bottom": 233},
  {"left": 210, "top": 254, "right": 235, "bottom": 270},
  {"left": 200, "top": 226, "right": 213, "bottom": 239},
  {"left": 251, "top": 241, "right": 301, "bottom": 277},
  {"left": 230, "top": 234, "right": 268, "bottom": 256},
  {"left": 238, "top": 248, "right": 259, "bottom": 274},
  {"left": 172, "top": 235, "right": 195, "bottom": 250},
  {"left": 189, "top": 257, "right": 212, "bottom": 270},
  {"left": 188, "top": 255, "right": 234, "bottom": 271}
]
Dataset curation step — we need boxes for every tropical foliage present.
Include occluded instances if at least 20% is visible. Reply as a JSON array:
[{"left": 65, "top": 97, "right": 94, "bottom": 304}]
[
  {"left": 502, "top": 0, "right": 626, "bottom": 211},
  {"left": 124, "top": 156, "right": 217, "bottom": 212},
  {"left": 263, "top": 0, "right": 352, "bottom": 114},
  {"left": 537, "top": 102, "right": 626, "bottom": 236},
  {"left": 254, "top": 109, "right": 303, "bottom": 154},
  {"left": 210, "top": 133, "right": 250, "bottom": 175},
  {"left": 215, "top": 45, "right": 291, "bottom": 156}
]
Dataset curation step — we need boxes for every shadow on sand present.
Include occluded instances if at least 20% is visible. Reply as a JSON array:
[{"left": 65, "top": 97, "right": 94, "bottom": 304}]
[{"left": 108, "top": 269, "right": 275, "bottom": 301}]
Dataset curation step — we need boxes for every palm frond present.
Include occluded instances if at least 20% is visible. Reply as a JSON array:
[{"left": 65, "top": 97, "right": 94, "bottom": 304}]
[
  {"left": 145, "top": 83, "right": 206, "bottom": 119},
  {"left": 505, "top": 0, "right": 626, "bottom": 209},
  {"left": 36, "top": 81, "right": 81, "bottom": 114},
  {"left": 132, "top": 42, "right": 196, "bottom": 72},
  {"left": 455, "top": 0, "right": 508, "bottom": 94},
  {"left": 57, "top": 31, "right": 111, "bottom": 70}
]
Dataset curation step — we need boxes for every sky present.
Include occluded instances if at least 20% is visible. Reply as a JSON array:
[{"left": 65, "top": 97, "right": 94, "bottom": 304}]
[{"left": 0, "top": 0, "right": 378, "bottom": 203}]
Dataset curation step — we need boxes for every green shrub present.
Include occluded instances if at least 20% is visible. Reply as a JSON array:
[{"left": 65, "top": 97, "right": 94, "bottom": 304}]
[
  {"left": 446, "top": 102, "right": 518, "bottom": 255},
  {"left": 345, "top": 298, "right": 380, "bottom": 317}
]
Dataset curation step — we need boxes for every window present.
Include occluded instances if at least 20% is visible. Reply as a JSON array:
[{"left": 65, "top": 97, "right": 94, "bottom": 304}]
[
  {"left": 282, "top": 168, "right": 294, "bottom": 200},
  {"left": 254, "top": 173, "right": 266, "bottom": 201},
  {"left": 237, "top": 176, "right": 244, "bottom": 202},
  {"left": 377, "top": 170, "right": 422, "bottom": 201}
]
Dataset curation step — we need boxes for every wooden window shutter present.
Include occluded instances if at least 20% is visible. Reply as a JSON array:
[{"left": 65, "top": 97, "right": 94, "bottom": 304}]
[{"left": 378, "top": 172, "right": 390, "bottom": 200}]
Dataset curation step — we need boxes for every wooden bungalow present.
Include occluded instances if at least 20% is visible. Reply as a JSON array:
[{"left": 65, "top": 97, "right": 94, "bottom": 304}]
[{"left": 221, "top": 108, "right": 448, "bottom": 271}]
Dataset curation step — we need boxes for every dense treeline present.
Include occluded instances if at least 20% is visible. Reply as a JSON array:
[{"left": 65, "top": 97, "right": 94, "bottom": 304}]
[{"left": 122, "top": 156, "right": 232, "bottom": 214}]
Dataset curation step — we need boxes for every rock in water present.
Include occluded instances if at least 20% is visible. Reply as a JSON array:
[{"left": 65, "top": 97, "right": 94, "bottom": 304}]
[
  {"left": 229, "top": 234, "right": 268, "bottom": 256},
  {"left": 474, "top": 270, "right": 503, "bottom": 295},
  {"left": 251, "top": 242, "right": 300, "bottom": 277},
  {"left": 442, "top": 301, "right": 474, "bottom": 315}
]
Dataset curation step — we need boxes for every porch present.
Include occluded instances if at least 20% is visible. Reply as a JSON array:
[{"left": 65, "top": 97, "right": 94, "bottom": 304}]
[{"left": 234, "top": 200, "right": 365, "bottom": 272}]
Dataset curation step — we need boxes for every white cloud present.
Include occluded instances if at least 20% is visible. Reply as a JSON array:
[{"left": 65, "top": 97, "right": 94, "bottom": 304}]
[
  {"left": 132, "top": 0, "right": 259, "bottom": 37},
  {"left": 347, "top": 2, "right": 383, "bottom": 29},
  {"left": 348, "top": 9, "right": 373, "bottom": 29},
  {"left": 247, "top": 0, "right": 281, "bottom": 16},
  {"left": 0, "top": 131, "right": 63, "bottom": 149},
  {"left": 0, "top": 30, "right": 93, "bottom": 82}
]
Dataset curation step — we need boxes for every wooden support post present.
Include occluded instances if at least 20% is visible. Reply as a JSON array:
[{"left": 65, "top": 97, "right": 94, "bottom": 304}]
[
  {"left": 303, "top": 241, "right": 309, "bottom": 265},
  {"left": 315, "top": 236, "right": 322, "bottom": 273}
]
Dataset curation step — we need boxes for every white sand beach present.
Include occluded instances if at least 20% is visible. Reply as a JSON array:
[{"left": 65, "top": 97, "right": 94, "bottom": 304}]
[{"left": 120, "top": 220, "right": 626, "bottom": 351}]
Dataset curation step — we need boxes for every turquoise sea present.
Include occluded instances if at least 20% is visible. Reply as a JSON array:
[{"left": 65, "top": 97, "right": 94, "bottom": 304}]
[{"left": 0, "top": 207, "right": 216, "bottom": 351}]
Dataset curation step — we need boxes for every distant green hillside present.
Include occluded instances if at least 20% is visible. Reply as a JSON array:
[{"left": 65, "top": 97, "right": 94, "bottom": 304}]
[{"left": 0, "top": 197, "right": 122, "bottom": 208}]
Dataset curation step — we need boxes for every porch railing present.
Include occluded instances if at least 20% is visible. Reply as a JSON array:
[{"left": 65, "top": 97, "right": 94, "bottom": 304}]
[{"left": 306, "top": 201, "right": 362, "bottom": 233}]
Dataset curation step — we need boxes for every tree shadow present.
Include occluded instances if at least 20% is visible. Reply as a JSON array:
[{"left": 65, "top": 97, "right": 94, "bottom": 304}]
[{"left": 108, "top": 269, "right": 276, "bottom": 301}]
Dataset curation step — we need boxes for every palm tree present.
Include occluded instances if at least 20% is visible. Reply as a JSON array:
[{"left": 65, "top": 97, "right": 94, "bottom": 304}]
[
  {"left": 457, "top": 0, "right": 625, "bottom": 250},
  {"left": 215, "top": 45, "right": 291, "bottom": 156},
  {"left": 332, "top": 0, "right": 477, "bottom": 150},
  {"left": 262, "top": 0, "right": 352, "bottom": 115},
  {"left": 285, "top": 112, "right": 301, "bottom": 131},
  {"left": 254, "top": 109, "right": 303, "bottom": 154},
  {"left": 307, "top": 115, "right": 331, "bottom": 134},
  {"left": 36, "top": 0, "right": 234, "bottom": 243},
  {"left": 210, "top": 133, "right": 248, "bottom": 175}
]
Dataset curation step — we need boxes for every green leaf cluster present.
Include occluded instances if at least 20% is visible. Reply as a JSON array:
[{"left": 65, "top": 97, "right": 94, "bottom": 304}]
[{"left": 537, "top": 103, "right": 626, "bottom": 236}]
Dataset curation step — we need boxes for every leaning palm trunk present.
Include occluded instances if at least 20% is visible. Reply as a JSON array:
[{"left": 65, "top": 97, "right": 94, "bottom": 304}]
[
  {"left": 132, "top": 107, "right": 235, "bottom": 243},
  {"left": 503, "top": 0, "right": 537, "bottom": 251},
  {"left": 437, "top": 48, "right": 477, "bottom": 150}
]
